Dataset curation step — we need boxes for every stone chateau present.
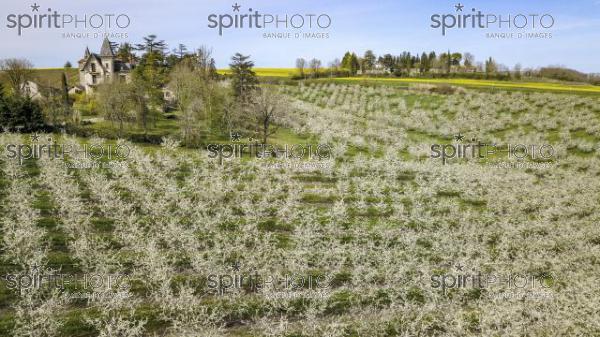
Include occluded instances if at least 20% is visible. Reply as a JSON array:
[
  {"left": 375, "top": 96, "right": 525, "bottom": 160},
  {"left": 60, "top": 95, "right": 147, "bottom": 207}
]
[{"left": 78, "top": 37, "right": 135, "bottom": 93}]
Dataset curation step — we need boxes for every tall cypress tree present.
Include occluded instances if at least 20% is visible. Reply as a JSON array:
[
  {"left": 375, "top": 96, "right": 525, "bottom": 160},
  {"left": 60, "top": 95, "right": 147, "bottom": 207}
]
[
  {"left": 0, "top": 83, "right": 8, "bottom": 129},
  {"left": 61, "top": 73, "right": 69, "bottom": 105},
  {"left": 420, "top": 52, "right": 429, "bottom": 73},
  {"left": 350, "top": 53, "right": 360, "bottom": 75},
  {"left": 61, "top": 72, "right": 72, "bottom": 124}
]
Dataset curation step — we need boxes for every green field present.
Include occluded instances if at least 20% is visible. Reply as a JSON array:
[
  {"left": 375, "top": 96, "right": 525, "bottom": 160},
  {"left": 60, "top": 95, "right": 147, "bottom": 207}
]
[
  {"left": 328, "top": 76, "right": 600, "bottom": 94},
  {"left": 0, "top": 68, "right": 79, "bottom": 89}
]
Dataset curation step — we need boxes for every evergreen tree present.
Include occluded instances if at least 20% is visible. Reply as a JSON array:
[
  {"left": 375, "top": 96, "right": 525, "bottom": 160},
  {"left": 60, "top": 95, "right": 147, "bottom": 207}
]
[
  {"left": 135, "top": 35, "right": 167, "bottom": 54},
  {"left": 428, "top": 51, "right": 437, "bottom": 71},
  {"left": 173, "top": 44, "right": 188, "bottom": 59},
  {"left": 428, "top": 51, "right": 436, "bottom": 60},
  {"left": 451, "top": 53, "right": 463, "bottom": 66},
  {"left": 349, "top": 53, "right": 360, "bottom": 75},
  {"left": 61, "top": 73, "right": 69, "bottom": 106},
  {"left": 229, "top": 53, "right": 258, "bottom": 102},
  {"left": 363, "top": 50, "right": 376, "bottom": 71},
  {"left": 341, "top": 52, "right": 351, "bottom": 69},
  {"left": 398, "top": 52, "right": 412, "bottom": 74},
  {"left": 208, "top": 58, "right": 218, "bottom": 79},
  {"left": 0, "top": 84, "right": 7, "bottom": 128},
  {"left": 61, "top": 72, "right": 72, "bottom": 124},
  {"left": 485, "top": 57, "right": 497, "bottom": 74},
  {"left": 420, "top": 52, "right": 428, "bottom": 73},
  {"left": 2, "top": 96, "right": 45, "bottom": 132},
  {"left": 132, "top": 50, "right": 167, "bottom": 130},
  {"left": 117, "top": 43, "right": 136, "bottom": 63},
  {"left": 380, "top": 54, "right": 395, "bottom": 73}
]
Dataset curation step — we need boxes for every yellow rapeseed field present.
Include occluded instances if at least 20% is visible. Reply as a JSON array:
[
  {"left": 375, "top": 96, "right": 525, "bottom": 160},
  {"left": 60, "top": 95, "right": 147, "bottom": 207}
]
[{"left": 218, "top": 68, "right": 600, "bottom": 94}]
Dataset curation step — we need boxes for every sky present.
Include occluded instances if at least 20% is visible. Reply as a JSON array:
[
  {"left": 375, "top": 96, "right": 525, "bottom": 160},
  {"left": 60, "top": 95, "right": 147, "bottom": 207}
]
[{"left": 1, "top": 0, "right": 599, "bottom": 72}]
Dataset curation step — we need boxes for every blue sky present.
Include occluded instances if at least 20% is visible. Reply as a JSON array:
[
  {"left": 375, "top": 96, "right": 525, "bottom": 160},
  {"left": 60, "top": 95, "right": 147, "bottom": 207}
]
[{"left": 1, "top": 0, "right": 599, "bottom": 72}]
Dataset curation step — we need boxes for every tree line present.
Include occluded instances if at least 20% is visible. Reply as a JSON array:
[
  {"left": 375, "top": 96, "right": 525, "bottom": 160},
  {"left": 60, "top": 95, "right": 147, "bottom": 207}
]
[{"left": 295, "top": 50, "right": 600, "bottom": 84}]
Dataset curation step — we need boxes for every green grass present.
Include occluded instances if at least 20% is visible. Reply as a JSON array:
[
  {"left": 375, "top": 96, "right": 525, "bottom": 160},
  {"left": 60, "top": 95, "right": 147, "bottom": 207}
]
[
  {"left": 83, "top": 115, "right": 179, "bottom": 140},
  {"left": 34, "top": 68, "right": 79, "bottom": 86},
  {"left": 79, "top": 107, "right": 316, "bottom": 149},
  {"left": 324, "top": 77, "right": 600, "bottom": 94},
  {"left": 0, "top": 68, "right": 79, "bottom": 91}
]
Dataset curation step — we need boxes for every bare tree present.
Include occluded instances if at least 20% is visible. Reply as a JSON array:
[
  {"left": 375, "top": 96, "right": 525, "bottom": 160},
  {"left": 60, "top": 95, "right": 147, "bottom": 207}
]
[
  {"left": 194, "top": 46, "right": 218, "bottom": 130},
  {"left": 251, "top": 89, "right": 288, "bottom": 144},
  {"left": 308, "top": 58, "right": 322, "bottom": 78},
  {"left": 96, "top": 82, "right": 133, "bottom": 137},
  {"left": 514, "top": 63, "right": 522, "bottom": 79},
  {"left": 329, "top": 58, "right": 341, "bottom": 77},
  {"left": 463, "top": 52, "right": 475, "bottom": 68},
  {"left": 169, "top": 60, "right": 207, "bottom": 145},
  {"left": 196, "top": 45, "right": 214, "bottom": 76},
  {"left": 295, "top": 58, "right": 306, "bottom": 79},
  {"left": 0, "top": 58, "right": 34, "bottom": 96}
]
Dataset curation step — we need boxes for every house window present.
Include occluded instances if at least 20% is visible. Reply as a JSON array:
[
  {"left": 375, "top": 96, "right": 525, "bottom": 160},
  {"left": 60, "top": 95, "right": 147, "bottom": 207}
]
[
  {"left": 105, "top": 63, "right": 109, "bottom": 70},
  {"left": 92, "top": 75, "right": 97, "bottom": 84},
  {"left": 91, "top": 63, "right": 96, "bottom": 72}
]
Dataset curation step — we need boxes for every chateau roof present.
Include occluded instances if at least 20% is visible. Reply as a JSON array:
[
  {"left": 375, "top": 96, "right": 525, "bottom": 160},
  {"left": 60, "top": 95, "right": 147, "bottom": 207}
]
[
  {"left": 81, "top": 53, "right": 107, "bottom": 72},
  {"left": 100, "top": 37, "right": 115, "bottom": 57},
  {"left": 78, "top": 38, "right": 134, "bottom": 72}
]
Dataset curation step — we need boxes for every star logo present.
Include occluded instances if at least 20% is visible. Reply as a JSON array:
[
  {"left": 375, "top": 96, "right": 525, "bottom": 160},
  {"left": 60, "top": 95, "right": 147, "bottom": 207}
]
[
  {"left": 31, "top": 133, "right": 40, "bottom": 142},
  {"left": 30, "top": 263, "right": 40, "bottom": 273},
  {"left": 455, "top": 3, "right": 464, "bottom": 11},
  {"left": 31, "top": 3, "right": 40, "bottom": 11},
  {"left": 455, "top": 263, "right": 464, "bottom": 271},
  {"left": 231, "top": 261, "right": 241, "bottom": 272},
  {"left": 230, "top": 132, "right": 241, "bottom": 142},
  {"left": 454, "top": 133, "right": 465, "bottom": 142},
  {"left": 232, "top": 3, "right": 241, "bottom": 12}
]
